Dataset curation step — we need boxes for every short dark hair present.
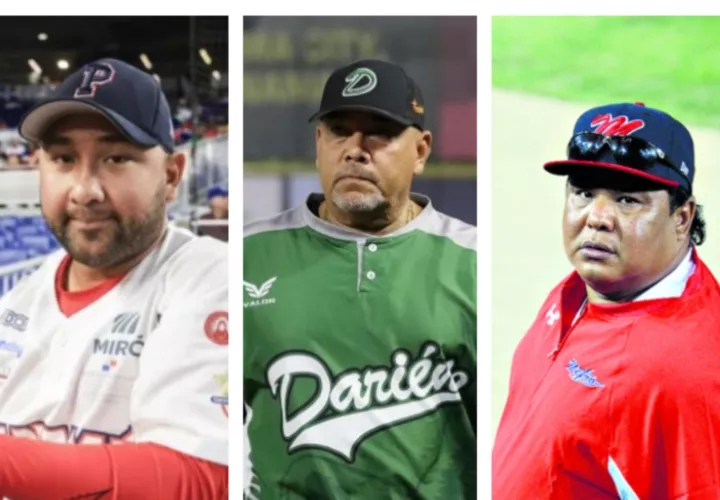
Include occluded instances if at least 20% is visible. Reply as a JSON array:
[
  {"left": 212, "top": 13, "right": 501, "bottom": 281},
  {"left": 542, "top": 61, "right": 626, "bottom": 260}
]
[{"left": 668, "top": 187, "right": 705, "bottom": 246}]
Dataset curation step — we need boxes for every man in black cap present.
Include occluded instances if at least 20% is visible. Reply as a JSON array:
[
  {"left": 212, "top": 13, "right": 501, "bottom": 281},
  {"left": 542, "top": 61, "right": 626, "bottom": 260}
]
[
  {"left": 306, "top": 59, "right": 431, "bottom": 232},
  {"left": 0, "top": 58, "right": 228, "bottom": 498},
  {"left": 243, "top": 60, "right": 477, "bottom": 499}
]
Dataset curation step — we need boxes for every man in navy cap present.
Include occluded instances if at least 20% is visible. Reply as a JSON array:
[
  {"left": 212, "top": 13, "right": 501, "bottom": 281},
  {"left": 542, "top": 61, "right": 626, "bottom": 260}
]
[
  {"left": 0, "top": 58, "right": 228, "bottom": 498},
  {"left": 493, "top": 103, "right": 720, "bottom": 499}
]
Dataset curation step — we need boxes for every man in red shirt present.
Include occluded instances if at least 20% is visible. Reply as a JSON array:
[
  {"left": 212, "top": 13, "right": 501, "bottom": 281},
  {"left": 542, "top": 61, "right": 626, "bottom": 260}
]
[{"left": 493, "top": 102, "right": 720, "bottom": 499}]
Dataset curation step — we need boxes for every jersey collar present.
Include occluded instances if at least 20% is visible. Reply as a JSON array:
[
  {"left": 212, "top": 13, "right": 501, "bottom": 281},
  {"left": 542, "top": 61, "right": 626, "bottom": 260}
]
[
  {"left": 633, "top": 247, "right": 695, "bottom": 301},
  {"left": 302, "top": 192, "right": 435, "bottom": 242}
]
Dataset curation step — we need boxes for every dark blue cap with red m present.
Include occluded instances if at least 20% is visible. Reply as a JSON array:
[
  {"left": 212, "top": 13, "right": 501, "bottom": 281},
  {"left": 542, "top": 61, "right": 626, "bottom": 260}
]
[
  {"left": 19, "top": 58, "right": 175, "bottom": 152},
  {"left": 544, "top": 102, "right": 694, "bottom": 191}
]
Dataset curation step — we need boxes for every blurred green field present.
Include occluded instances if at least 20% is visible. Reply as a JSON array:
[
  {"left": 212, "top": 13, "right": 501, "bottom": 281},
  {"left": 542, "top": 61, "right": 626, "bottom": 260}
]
[
  {"left": 493, "top": 16, "right": 720, "bottom": 128},
  {"left": 244, "top": 161, "right": 476, "bottom": 178}
]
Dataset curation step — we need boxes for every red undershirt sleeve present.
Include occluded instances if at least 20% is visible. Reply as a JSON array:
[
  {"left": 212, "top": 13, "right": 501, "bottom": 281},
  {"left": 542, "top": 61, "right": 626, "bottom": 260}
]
[{"left": 0, "top": 437, "right": 228, "bottom": 500}]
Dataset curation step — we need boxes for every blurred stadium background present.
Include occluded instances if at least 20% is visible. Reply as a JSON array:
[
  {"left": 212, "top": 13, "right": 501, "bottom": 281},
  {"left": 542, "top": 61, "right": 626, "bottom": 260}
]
[
  {"left": 492, "top": 16, "right": 720, "bottom": 435},
  {"left": 243, "top": 16, "right": 476, "bottom": 225},
  {"left": 0, "top": 16, "right": 228, "bottom": 298}
]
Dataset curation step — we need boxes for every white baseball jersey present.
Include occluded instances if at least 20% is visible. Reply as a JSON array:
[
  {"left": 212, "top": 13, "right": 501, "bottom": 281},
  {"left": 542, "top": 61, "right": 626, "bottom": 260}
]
[{"left": 0, "top": 225, "right": 228, "bottom": 466}]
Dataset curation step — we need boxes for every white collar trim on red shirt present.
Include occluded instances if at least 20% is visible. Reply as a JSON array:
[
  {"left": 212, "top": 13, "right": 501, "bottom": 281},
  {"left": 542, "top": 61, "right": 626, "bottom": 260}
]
[
  {"left": 572, "top": 247, "right": 696, "bottom": 326},
  {"left": 634, "top": 247, "right": 695, "bottom": 302}
]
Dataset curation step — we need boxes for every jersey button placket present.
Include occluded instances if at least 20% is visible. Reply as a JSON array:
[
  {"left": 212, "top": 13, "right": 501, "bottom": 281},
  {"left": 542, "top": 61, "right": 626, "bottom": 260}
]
[{"left": 363, "top": 241, "right": 379, "bottom": 290}]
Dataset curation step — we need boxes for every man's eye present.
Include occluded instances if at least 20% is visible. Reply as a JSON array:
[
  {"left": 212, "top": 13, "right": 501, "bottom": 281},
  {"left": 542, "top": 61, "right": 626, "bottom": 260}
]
[
  {"left": 106, "top": 156, "right": 131, "bottom": 164},
  {"left": 573, "top": 189, "right": 593, "bottom": 199},
  {"left": 52, "top": 155, "right": 74, "bottom": 164},
  {"left": 618, "top": 196, "right": 640, "bottom": 205},
  {"left": 370, "top": 131, "right": 394, "bottom": 139},
  {"left": 330, "top": 125, "right": 350, "bottom": 136}
]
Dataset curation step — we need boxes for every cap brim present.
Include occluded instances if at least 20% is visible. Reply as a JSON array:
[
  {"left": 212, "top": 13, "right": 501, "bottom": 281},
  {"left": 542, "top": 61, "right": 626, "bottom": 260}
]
[
  {"left": 308, "top": 105, "right": 417, "bottom": 128},
  {"left": 543, "top": 160, "right": 680, "bottom": 188},
  {"left": 19, "top": 99, "right": 160, "bottom": 149}
]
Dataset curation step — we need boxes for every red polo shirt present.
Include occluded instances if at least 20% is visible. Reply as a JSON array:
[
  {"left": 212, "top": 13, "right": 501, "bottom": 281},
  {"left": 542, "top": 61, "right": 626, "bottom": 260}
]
[{"left": 493, "top": 248, "right": 720, "bottom": 499}]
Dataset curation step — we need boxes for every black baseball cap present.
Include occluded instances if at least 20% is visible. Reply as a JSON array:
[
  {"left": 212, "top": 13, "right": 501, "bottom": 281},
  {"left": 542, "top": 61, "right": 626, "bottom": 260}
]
[
  {"left": 309, "top": 59, "right": 425, "bottom": 130},
  {"left": 19, "top": 58, "right": 175, "bottom": 153}
]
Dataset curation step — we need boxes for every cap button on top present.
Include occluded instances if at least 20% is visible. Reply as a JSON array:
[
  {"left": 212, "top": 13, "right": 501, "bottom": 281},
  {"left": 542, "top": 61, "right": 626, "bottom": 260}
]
[{"left": 634, "top": 102, "right": 645, "bottom": 106}]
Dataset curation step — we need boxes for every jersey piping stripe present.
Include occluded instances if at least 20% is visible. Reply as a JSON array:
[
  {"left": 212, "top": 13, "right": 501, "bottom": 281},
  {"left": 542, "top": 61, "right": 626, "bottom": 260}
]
[
  {"left": 608, "top": 456, "right": 640, "bottom": 500},
  {"left": 355, "top": 240, "right": 365, "bottom": 292}
]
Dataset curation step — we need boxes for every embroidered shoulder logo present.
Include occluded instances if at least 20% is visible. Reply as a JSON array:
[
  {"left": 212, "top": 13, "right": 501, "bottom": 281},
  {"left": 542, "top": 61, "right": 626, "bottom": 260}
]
[
  {"left": 545, "top": 304, "right": 560, "bottom": 326},
  {"left": 243, "top": 277, "right": 277, "bottom": 308},
  {"left": 566, "top": 359, "right": 605, "bottom": 389}
]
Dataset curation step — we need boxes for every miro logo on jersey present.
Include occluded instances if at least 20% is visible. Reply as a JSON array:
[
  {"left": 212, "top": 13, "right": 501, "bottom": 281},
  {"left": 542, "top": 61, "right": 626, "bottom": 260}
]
[
  {"left": 93, "top": 312, "right": 145, "bottom": 360},
  {"left": 265, "top": 342, "right": 470, "bottom": 462},
  {"left": 243, "top": 277, "right": 277, "bottom": 308}
]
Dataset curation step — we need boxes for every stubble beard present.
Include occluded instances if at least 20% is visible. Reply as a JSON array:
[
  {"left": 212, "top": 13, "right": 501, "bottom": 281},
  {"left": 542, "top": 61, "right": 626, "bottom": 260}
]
[
  {"left": 331, "top": 189, "right": 387, "bottom": 214},
  {"left": 45, "top": 187, "right": 167, "bottom": 269}
]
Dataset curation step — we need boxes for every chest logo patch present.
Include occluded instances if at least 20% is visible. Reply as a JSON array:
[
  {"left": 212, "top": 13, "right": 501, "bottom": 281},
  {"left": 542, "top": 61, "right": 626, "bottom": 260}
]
[
  {"left": 265, "top": 342, "right": 471, "bottom": 462},
  {"left": 243, "top": 277, "right": 277, "bottom": 308},
  {"left": 566, "top": 359, "right": 605, "bottom": 389}
]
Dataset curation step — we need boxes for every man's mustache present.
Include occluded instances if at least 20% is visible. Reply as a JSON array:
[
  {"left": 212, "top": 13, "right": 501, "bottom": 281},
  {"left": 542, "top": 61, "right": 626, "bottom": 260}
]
[
  {"left": 64, "top": 208, "right": 116, "bottom": 223},
  {"left": 333, "top": 166, "right": 379, "bottom": 185}
]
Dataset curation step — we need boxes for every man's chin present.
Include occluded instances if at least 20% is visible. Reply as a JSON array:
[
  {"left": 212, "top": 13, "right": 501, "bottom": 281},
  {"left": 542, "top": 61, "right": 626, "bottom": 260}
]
[
  {"left": 63, "top": 232, "right": 119, "bottom": 267},
  {"left": 576, "top": 265, "right": 626, "bottom": 295},
  {"left": 332, "top": 191, "right": 385, "bottom": 213},
  {"left": 66, "top": 247, "right": 114, "bottom": 268}
]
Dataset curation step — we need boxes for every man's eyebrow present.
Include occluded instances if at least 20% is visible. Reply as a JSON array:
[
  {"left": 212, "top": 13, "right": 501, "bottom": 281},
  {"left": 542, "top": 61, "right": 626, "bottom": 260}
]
[
  {"left": 41, "top": 133, "right": 132, "bottom": 147},
  {"left": 40, "top": 135, "right": 71, "bottom": 147},
  {"left": 324, "top": 117, "right": 401, "bottom": 131},
  {"left": 97, "top": 133, "right": 132, "bottom": 144}
]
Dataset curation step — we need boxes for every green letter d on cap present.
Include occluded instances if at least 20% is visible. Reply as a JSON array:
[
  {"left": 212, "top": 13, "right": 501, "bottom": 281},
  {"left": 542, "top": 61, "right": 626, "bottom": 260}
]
[{"left": 342, "top": 68, "right": 378, "bottom": 97}]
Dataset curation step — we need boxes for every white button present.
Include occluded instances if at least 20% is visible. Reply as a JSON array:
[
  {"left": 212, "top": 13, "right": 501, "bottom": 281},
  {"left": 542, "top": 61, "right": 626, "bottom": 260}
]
[
  {"left": 367, "top": 271, "right": 376, "bottom": 280},
  {"left": 368, "top": 244, "right": 377, "bottom": 252}
]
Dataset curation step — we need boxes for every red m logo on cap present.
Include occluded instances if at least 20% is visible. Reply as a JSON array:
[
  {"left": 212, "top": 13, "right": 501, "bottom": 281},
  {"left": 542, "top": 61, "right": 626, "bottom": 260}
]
[{"left": 590, "top": 114, "right": 645, "bottom": 136}]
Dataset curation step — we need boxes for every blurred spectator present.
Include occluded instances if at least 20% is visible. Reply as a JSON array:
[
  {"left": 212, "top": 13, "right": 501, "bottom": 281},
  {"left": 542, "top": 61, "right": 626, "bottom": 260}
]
[
  {"left": 5, "top": 138, "right": 28, "bottom": 158},
  {"left": 176, "top": 99, "right": 193, "bottom": 123},
  {"left": 0, "top": 136, "right": 32, "bottom": 168},
  {"left": 171, "top": 99, "right": 228, "bottom": 147},
  {"left": 196, "top": 185, "right": 228, "bottom": 242},
  {"left": 6, "top": 154, "right": 21, "bottom": 167}
]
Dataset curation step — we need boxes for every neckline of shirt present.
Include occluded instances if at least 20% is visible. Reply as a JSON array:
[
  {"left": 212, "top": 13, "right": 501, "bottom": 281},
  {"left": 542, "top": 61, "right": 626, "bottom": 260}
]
[{"left": 302, "top": 192, "right": 435, "bottom": 242}]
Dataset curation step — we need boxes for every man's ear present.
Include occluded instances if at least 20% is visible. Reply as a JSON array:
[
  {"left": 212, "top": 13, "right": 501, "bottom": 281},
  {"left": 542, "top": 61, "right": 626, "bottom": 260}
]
[
  {"left": 413, "top": 130, "right": 432, "bottom": 175},
  {"left": 674, "top": 195, "right": 696, "bottom": 241},
  {"left": 164, "top": 152, "right": 186, "bottom": 202}
]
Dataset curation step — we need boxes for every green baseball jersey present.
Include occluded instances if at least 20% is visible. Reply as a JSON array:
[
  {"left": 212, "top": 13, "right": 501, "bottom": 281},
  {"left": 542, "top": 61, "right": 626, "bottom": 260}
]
[{"left": 243, "top": 193, "right": 477, "bottom": 500}]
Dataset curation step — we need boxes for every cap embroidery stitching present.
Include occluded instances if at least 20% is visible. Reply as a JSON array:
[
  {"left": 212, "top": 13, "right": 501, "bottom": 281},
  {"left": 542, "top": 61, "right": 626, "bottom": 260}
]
[{"left": 341, "top": 68, "right": 378, "bottom": 97}]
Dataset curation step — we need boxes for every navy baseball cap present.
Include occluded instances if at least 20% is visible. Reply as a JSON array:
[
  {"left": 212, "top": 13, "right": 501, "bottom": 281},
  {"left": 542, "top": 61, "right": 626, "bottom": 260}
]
[
  {"left": 207, "top": 185, "right": 228, "bottom": 200},
  {"left": 544, "top": 102, "right": 694, "bottom": 191},
  {"left": 19, "top": 58, "right": 175, "bottom": 153},
  {"left": 308, "top": 59, "right": 426, "bottom": 130}
]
